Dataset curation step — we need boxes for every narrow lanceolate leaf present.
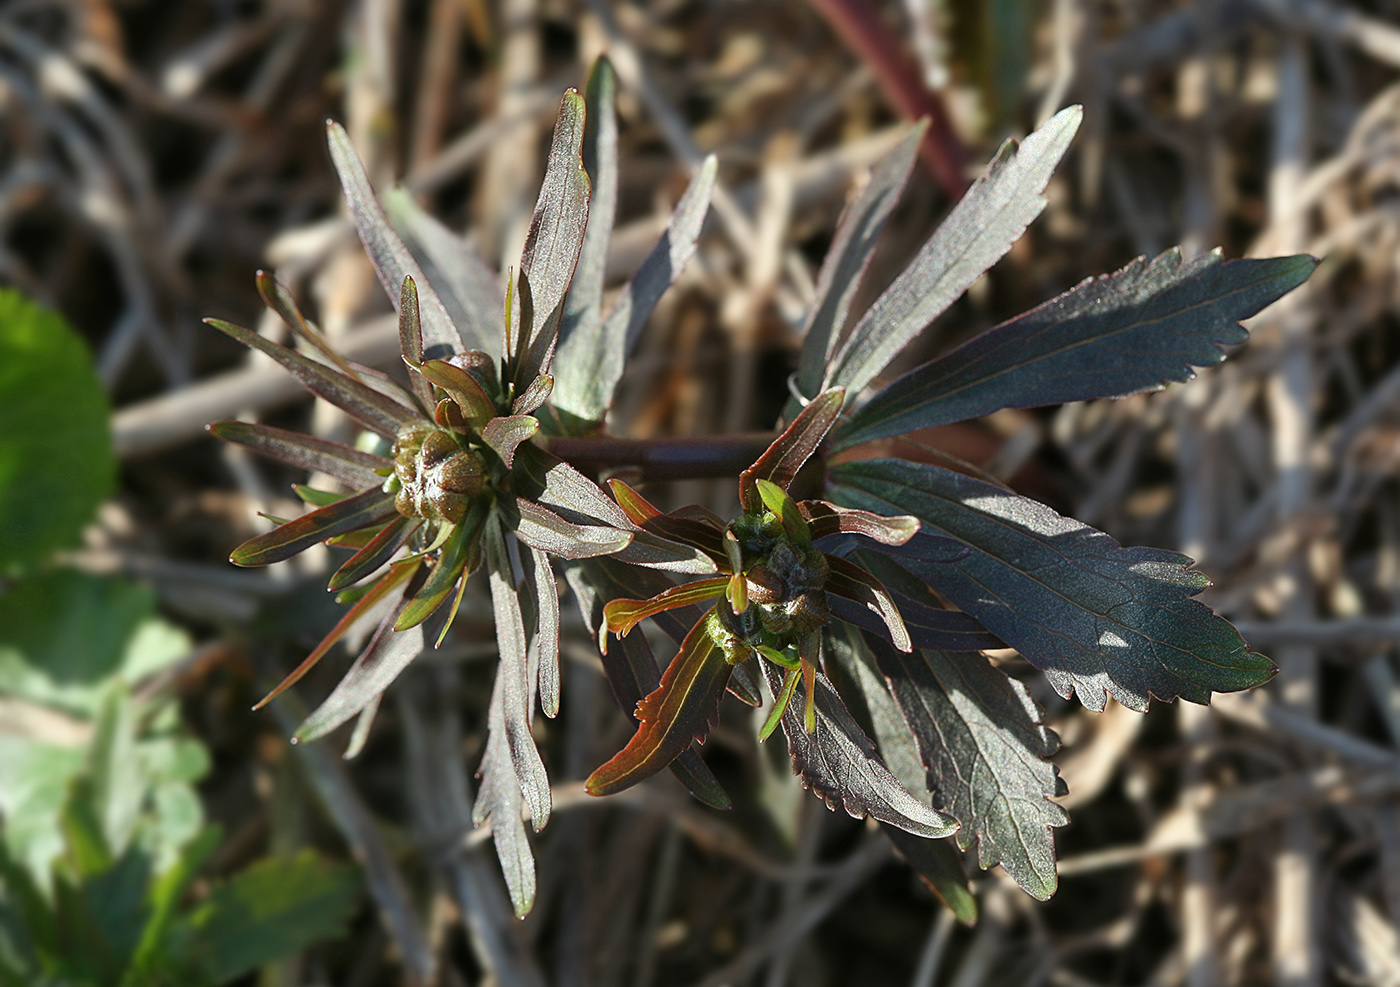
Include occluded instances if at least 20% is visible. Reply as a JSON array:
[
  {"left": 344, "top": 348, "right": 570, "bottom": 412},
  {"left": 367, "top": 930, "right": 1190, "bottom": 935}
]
[
  {"left": 738, "top": 387, "right": 845, "bottom": 512},
  {"left": 397, "top": 277, "right": 437, "bottom": 411},
  {"left": 529, "top": 547, "right": 562, "bottom": 718},
  {"left": 206, "top": 319, "right": 418, "bottom": 438},
  {"left": 295, "top": 567, "right": 430, "bottom": 743},
  {"left": 417, "top": 359, "right": 496, "bottom": 424},
  {"left": 395, "top": 506, "right": 485, "bottom": 631},
  {"left": 480, "top": 415, "right": 539, "bottom": 468},
  {"left": 831, "top": 459, "right": 1277, "bottom": 711},
  {"left": 867, "top": 634, "right": 1068, "bottom": 899},
  {"left": 513, "top": 91, "right": 591, "bottom": 387},
  {"left": 792, "top": 122, "right": 926, "bottom": 407},
  {"left": 824, "top": 106, "right": 1083, "bottom": 401},
  {"left": 825, "top": 555, "right": 911, "bottom": 652},
  {"left": 325, "top": 121, "right": 463, "bottom": 359},
  {"left": 565, "top": 558, "right": 730, "bottom": 808},
  {"left": 256, "top": 271, "right": 359, "bottom": 379},
  {"left": 828, "top": 592, "right": 1004, "bottom": 652},
  {"left": 382, "top": 187, "right": 502, "bottom": 357},
  {"left": 802, "top": 501, "right": 919, "bottom": 546},
  {"left": 231, "top": 487, "right": 399, "bottom": 567},
  {"left": 759, "top": 663, "right": 958, "bottom": 838},
  {"left": 484, "top": 517, "right": 551, "bottom": 829},
  {"left": 586, "top": 609, "right": 733, "bottom": 797},
  {"left": 474, "top": 673, "right": 536, "bottom": 917},
  {"left": 329, "top": 514, "right": 419, "bottom": 591},
  {"left": 603, "top": 577, "right": 730, "bottom": 639},
  {"left": 607, "top": 478, "right": 662, "bottom": 524},
  {"left": 207, "top": 420, "right": 392, "bottom": 487},
  {"left": 553, "top": 154, "right": 718, "bottom": 425},
  {"left": 837, "top": 250, "right": 1320, "bottom": 448},
  {"left": 511, "top": 374, "right": 553, "bottom": 416},
  {"left": 510, "top": 498, "right": 633, "bottom": 559},
  {"left": 880, "top": 825, "right": 978, "bottom": 924}
]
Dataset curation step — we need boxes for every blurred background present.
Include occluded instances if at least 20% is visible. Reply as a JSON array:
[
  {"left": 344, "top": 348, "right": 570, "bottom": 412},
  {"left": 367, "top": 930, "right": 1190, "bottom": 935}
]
[{"left": 3, "top": 0, "right": 1400, "bottom": 984}]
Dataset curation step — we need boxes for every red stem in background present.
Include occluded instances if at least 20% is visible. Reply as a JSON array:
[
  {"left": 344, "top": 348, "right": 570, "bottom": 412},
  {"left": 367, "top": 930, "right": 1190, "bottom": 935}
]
[{"left": 804, "top": 0, "right": 969, "bottom": 199}]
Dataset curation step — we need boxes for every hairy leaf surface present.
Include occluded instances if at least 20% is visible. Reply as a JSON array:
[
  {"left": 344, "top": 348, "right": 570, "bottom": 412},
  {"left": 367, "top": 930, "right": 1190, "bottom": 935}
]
[
  {"left": 473, "top": 673, "right": 535, "bottom": 918},
  {"left": 838, "top": 249, "right": 1319, "bottom": 447},
  {"left": 831, "top": 459, "right": 1276, "bottom": 710}
]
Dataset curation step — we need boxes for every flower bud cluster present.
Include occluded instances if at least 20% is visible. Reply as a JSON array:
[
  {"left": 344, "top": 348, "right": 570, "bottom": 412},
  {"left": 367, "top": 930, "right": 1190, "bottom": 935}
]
[{"left": 391, "top": 424, "right": 486, "bottom": 524}]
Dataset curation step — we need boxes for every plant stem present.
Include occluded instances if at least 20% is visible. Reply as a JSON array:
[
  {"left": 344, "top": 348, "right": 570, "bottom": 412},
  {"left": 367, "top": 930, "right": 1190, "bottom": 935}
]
[{"left": 542, "top": 434, "right": 779, "bottom": 481}]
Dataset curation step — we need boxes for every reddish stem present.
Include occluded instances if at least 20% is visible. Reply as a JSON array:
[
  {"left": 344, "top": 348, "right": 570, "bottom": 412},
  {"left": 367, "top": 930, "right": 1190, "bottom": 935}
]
[{"left": 804, "top": 0, "right": 969, "bottom": 199}]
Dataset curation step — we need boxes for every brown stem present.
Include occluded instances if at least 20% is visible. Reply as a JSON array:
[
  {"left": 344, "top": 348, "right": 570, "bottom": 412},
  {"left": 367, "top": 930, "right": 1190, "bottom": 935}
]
[
  {"left": 803, "top": 0, "right": 969, "bottom": 199},
  {"left": 543, "top": 434, "right": 780, "bottom": 481}
]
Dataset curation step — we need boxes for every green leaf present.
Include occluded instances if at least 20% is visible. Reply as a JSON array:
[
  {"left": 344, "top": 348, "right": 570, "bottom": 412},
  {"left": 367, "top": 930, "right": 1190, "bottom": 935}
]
[
  {"left": 837, "top": 250, "right": 1319, "bottom": 448},
  {"left": 868, "top": 636, "right": 1067, "bottom": 899},
  {"left": 230, "top": 486, "right": 399, "bottom": 567},
  {"left": 326, "top": 122, "right": 466, "bottom": 361},
  {"left": 177, "top": 850, "right": 360, "bottom": 984},
  {"left": 830, "top": 459, "right": 1276, "bottom": 711},
  {"left": 791, "top": 122, "right": 925, "bottom": 410},
  {"left": 823, "top": 106, "right": 1082, "bottom": 401},
  {"left": 0, "top": 289, "right": 113, "bottom": 574}
]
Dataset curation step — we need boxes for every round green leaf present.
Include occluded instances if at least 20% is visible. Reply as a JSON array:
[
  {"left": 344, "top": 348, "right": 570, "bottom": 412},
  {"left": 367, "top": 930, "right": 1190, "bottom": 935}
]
[{"left": 0, "top": 290, "right": 113, "bottom": 572}]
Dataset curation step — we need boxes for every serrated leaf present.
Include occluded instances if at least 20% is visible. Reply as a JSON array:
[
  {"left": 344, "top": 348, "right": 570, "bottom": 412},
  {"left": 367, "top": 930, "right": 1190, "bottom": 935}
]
[
  {"left": 0, "top": 290, "right": 113, "bottom": 574},
  {"left": 738, "top": 387, "right": 844, "bottom": 512},
  {"left": 230, "top": 486, "right": 398, "bottom": 567},
  {"left": 483, "top": 517, "right": 551, "bottom": 828},
  {"left": 824, "top": 106, "right": 1083, "bottom": 401},
  {"left": 831, "top": 459, "right": 1276, "bottom": 711},
  {"left": 180, "top": 850, "right": 361, "bottom": 984},
  {"left": 552, "top": 153, "right": 717, "bottom": 425},
  {"left": 585, "top": 608, "right": 732, "bottom": 796},
  {"left": 326, "top": 121, "right": 464, "bottom": 360},
  {"left": 206, "top": 318, "right": 418, "bottom": 438},
  {"left": 207, "top": 420, "right": 391, "bottom": 487},
  {"left": 837, "top": 249, "right": 1320, "bottom": 448},
  {"left": 867, "top": 635, "right": 1067, "bottom": 899},
  {"left": 792, "top": 122, "right": 926, "bottom": 408},
  {"left": 382, "top": 187, "right": 502, "bottom": 357},
  {"left": 513, "top": 91, "right": 591, "bottom": 388},
  {"left": 759, "top": 663, "right": 957, "bottom": 838}
]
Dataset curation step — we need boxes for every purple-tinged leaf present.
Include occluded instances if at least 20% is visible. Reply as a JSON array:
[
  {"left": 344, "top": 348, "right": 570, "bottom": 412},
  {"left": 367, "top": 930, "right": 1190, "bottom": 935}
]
[
  {"left": 481, "top": 415, "right": 539, "bottom": 469},
  {"left": 395, "top": 504, "right": 486, "bottom": 632},
  {"left": 837, "top": 250, "right": 1320, "bottom": 448},
  {"left": 603, "top": 577, "right": 730, "bottom": 640},
  {"left": 512, "top": 374, "right": 554, "bottom": 416},
  {"left": 759, "top": 662, "right": 957, "bottom": 838},
  {"left": 586, "top": 608, "right": 732, "bottom": 797},
  {"left": 728, "top": 659, "right": 762, "bottom": 706},
  {"left": 325, "top": 121, "right": 464, "bottom": 360},
  {"left": 417, "top": 359, "right": 496, "bottom": 425},
  {"left": 791, "top": 123, "right": 925, "bottom": 409},
  {"left": 294, "top": 567, "right": 430, "bottom": 743},
  {"left": 231, "top": 487, "right": 399, "bottom": 567},
  {"left": 397, "top": 276, "right": 437, "bottom": 411},
  {"left": 328, "top": 514, "right": 420, "bottom": 591},
  {"left": 528, "top": 546, "right": 562, "bottom": 718},
  {"left": 824, "top": 107, "right": 1082, "bottom": 401},
  {"left": 206, "top": 319, "right": 418, "bottom": 438},
  {"left": 255, "top": 563, "right": 418, "bottom": 711},
  {"left": 607, "top": 478, "right": 662, "bottom": 524},
  {"left": 552, "top": 153, "right": 717, "bottom": 425},
  {"left": 513, "top": 91, "right": 591, "bottom": 388},
  {"left": 802, "top": 501, "right": 919, "bottom": 546},
  {"left": 484, "top": 516, "right": 551, "bottom": 828},
  {"left": 826, "top": 555, "right": 910, "bottom": 652},
  {"left": 382, "top": 187, "right": 502, "bottom": 357},
  {"left": 831, "top": 459, "right": 1277, "bottom": 711},
  {"left": 865, "top": 633, "right": 1068, "bottom": 899},
  {"left": 207, "top": 420, "right": 392, "bottom": 488},
  {"left": 566, "top": 558, "right": 731, "bottom": 808},
  {"left": 473, "top": 673, "right": 536, "bottom": 917},
  {"left": 510, "top": 498, "right": 633, "bottom": 559},
  {"left": 828, "top": 592, "right": 1002, "bottom": 652},
  {"left": 739, "top": 388, "right": 845, "bottom": 512},
  {"left": 256, "top": 270, "right": 359, "bottom": 379},
  {"left": 880, "top": 826, "right": 977, "bottom": 924}
]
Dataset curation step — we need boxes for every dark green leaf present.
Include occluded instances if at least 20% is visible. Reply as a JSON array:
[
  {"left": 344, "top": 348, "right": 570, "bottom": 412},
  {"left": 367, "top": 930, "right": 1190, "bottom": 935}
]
[
  {"left": 831, "top": 459, "right": 1276, "bottom": 711},
  {"left": 824, "top": 107, "right": 1082, "bottom": 400},
  {"left": 179, "top": 850, "right": 360, "bottom": 984},
  {"left": 230, "top": 486, "right": 399, "bottom": 567},
  {"left": 206, "top": 318, "right": 418, "bottom": 438},
  {"left": 739, "top": 387, "right": 844, "bottom": 512},
  {"left": 207, "top": 420, "right": 391, "bottom": 487},
  {"left": 326, "top": 121, "right": 465, "bottom": 359},
  {"left": 868, "top": 635, "right": 1067, "bottom": 899},
  {"left": 395, "top": 506, "right": 484, "bottom": 632},
  {"left": 838, "top": 250, "right": 1320, "bottom": 447},
  {"left": 0, "top": 289, "right": 113, "bottom": 574},
  {"left": 791, "top": 123, "right": 925, "bottom": 408},
  {"left": 397, "top": 276, "right": 439, "bottom": 410},
  {"left": 328, "top": 514, "right": 420, "bottom": 592}
]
